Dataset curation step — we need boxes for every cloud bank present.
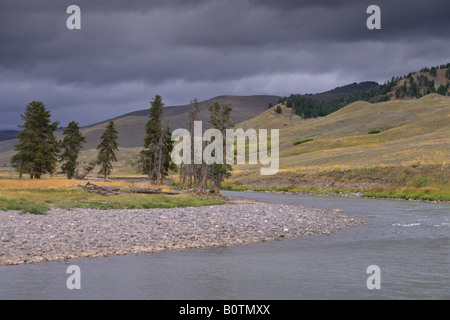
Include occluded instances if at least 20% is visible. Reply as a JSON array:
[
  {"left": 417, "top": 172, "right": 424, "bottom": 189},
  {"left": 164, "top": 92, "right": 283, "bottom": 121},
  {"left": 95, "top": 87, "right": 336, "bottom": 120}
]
[{"left": 0, "top": 0, "right": 449, "bottom": 129}]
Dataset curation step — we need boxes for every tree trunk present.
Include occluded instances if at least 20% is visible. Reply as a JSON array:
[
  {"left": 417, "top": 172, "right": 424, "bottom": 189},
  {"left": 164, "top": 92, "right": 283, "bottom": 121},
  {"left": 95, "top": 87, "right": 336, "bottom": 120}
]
[
  {"left": 214, "top": 172, "right": 222, "bottom": 193},
  {"left": 179, "top": 163, "right": 184, "bottom": 189}
]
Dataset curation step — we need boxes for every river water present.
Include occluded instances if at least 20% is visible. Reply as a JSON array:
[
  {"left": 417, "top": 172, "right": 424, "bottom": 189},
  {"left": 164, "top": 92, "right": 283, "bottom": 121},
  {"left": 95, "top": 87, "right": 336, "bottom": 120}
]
[{"left": 0, "top": 191, "right": 448, "bottom": 300}]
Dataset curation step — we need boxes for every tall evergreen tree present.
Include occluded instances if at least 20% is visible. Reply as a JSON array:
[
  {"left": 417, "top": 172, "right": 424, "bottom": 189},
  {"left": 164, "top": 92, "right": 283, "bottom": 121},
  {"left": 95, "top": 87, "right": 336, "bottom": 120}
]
[
  {"left": 11, "top": 101, "right": 60, "bottom": 179},
  {"left": 97, "top": 121, "right": 119, "bottom": 181},
  {"left": 141, "top": 95, "right": 175, "bottom": 185},
  {"left": 60, "top": 121, "right": 86, "bottom": 179},
  {"left": 141, "top": 95, "right": 163, "bottom": 183}
]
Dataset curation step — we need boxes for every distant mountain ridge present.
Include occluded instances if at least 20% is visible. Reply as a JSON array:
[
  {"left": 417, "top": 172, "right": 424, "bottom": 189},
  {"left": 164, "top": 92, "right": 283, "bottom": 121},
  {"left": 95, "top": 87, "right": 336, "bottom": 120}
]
[
  {"left": 306, "top": 81, "right": 379, "bottom": 102},
  {"left": 78, "top": 95, "right": 282, "bottom": 150},
  {"left": 0, "top": 130, "right": 18, "bottom": 143}
]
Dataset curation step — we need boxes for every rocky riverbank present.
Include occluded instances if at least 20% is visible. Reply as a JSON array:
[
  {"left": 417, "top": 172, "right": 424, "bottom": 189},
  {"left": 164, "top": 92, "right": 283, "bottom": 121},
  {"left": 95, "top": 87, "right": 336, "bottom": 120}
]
[{"left": 0, "top": 202, "right": 363, "bottom": 266}]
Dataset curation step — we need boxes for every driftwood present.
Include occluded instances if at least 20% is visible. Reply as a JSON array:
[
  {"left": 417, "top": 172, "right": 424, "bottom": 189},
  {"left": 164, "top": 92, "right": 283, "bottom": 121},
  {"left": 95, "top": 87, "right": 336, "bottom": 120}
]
[
  {"left": 126, "top": 187, "right": 162, "bottom": 194},
  {"left": 77, "top": 182, "right": 121, "bottom": 196},
  {"left": 77, "top": 182, "right": 179, "bottom": 196},
  {"left": 126, "top": 187, "right": 180, "bottom": 195}
]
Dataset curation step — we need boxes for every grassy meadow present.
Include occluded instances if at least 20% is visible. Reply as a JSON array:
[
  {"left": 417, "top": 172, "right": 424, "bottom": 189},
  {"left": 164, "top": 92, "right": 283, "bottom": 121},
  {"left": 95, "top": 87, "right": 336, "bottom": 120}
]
[
  {"left": 0, "top": 177, "right": 223, "bottom": 214},
  {"left": 226, "top": 94, "right": 450, "bottom": 201}
]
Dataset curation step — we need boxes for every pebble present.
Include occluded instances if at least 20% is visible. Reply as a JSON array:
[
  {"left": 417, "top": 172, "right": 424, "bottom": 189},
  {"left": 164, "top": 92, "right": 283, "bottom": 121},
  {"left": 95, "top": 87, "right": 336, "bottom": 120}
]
[{"left": 0, "top": 203, "right": 364, "bottom": 266}]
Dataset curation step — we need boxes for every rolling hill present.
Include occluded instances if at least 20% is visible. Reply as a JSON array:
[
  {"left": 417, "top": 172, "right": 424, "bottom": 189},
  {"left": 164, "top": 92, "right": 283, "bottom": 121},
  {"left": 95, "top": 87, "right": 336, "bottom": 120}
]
[
  {"left": 78, "top": 95, "right": 281, "bottom": 150},
  {"left": 0, "top": 130, "right": 18, "bottom": 142},
  {"left": 305, "top": 81, "right": 379, "bottom": 102},
  {"left": 231, "top": 94, "right": 450, "bottom": 188}
]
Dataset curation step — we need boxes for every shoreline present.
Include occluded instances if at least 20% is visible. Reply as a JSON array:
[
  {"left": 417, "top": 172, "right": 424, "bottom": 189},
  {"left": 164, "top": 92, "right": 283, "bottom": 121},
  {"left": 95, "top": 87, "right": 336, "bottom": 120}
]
[
  {"left": 0, "top": 202, "right": 363, "bottom": 266},
  {"left": 223, "top": 188, "right": 450, "bottom": 204}
]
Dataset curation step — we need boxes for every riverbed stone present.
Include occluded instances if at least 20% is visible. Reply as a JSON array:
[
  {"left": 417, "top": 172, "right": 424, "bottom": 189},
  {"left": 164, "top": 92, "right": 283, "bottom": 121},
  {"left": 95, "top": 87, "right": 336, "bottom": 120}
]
[{"left": 0, "top": 203, "right": 364, "bottom": 266}]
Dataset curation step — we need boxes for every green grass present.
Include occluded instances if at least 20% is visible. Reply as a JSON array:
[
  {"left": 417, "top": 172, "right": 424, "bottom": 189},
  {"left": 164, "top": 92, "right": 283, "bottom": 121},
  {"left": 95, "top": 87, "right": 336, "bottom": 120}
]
[
  {"left": 363, "top": 186, "right": 450, "bottom": 201},
  {"left": 0, "top": 186, "right": 224, "bottom": 214},
  {"left": 221, "top": 183, "right": 361, "bottom": 195},
  {"left": 222, "top": 182, "right": 449, "bottom": 201},
  {"left": 54, "top": 195, "right": 223, "bottom": 210},
  {"left": 0, "top": 198, "right": 49, "bottom": 215}
]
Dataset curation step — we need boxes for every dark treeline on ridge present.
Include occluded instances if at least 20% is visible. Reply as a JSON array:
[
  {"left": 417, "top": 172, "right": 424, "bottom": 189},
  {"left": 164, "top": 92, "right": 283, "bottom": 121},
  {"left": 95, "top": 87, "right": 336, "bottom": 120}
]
[{"left": 276, "top": 63, "right": 450, "bottom": 120}]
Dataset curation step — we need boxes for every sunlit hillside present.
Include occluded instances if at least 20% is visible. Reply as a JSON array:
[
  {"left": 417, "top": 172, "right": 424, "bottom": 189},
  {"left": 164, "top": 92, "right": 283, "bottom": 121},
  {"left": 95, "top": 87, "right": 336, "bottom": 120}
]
[{"left": 232, "top": 94, "right": 450, "bottom": 187}]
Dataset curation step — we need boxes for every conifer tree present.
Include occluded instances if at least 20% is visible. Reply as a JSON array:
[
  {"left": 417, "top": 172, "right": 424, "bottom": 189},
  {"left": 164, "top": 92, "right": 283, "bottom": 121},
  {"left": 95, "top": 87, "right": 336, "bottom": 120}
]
[
  {"left": 437, "top": 84, "right": 448, "bottom": 96},
  {"left": 430, "top": 67, "right": 437, "bottom": 77},
  {"left": 60, "top": 121, "right": 86, "bottom": 179},
  {"left": 11, "top": 101, "right": 60, "bottom": 179},
  {"left": 275, "top": 105, "right": 282, "bottom": 114},
  {"left": 97, "top": 121, "right": 119, "bottom": 181},
  {"left": 141, "top": 95, "right": 175, "bottom": 185}
]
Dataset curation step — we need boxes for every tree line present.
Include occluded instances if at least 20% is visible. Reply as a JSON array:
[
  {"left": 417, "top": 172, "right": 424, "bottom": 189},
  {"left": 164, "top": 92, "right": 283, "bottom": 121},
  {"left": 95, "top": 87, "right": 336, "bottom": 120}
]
[
  {"left": 10, "top": 96, "right": 233, "bottom": 192},
  {"left": 277, "top": 78, "right": 396, "bottom": 119},
  {"left": 177, "top": 99, "right": 233, "bottom": 193},
  {"left": 272, "top": 63, "right": 450, "bottom": 119},
  {"left": 11, "top": 101, "right": 120, "bottom": 181}
]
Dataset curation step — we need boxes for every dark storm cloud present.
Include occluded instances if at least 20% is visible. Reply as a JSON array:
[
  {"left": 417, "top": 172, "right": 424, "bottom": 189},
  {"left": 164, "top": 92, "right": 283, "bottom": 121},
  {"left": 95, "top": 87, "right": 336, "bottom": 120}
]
[{"left": 0, "top": 0, "right": 449, "bottom": 129}]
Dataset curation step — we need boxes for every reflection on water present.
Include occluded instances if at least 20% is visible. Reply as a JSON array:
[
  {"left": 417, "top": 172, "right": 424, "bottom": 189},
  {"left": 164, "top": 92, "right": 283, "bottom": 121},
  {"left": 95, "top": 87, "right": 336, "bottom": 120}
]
[{"left": 0, "top": 192, "right": 449, "bottom": 300}]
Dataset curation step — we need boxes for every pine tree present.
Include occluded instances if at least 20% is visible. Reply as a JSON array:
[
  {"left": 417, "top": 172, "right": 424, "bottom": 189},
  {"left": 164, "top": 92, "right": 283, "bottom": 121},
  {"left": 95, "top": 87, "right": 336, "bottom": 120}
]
[
  {"left": 60, "top": 121, "right": 86, "bottom": 179},
  {"left": 141, "top": 95, "right": 175, "bottom": 185},
  {"left": 430, "top": 67, "right": 437, "bottom": 77},
  {"left": 437, "top": 84, "right": 448, "bottom": 96},
  {"left": 97, "top": 121, "right": 119, "bottom": 181},
  {"left": 11, "top": 101, "right": 60, "bottom": 179},
  {"left": 275, "top": 105, "right": 282, "bottom": 114}
]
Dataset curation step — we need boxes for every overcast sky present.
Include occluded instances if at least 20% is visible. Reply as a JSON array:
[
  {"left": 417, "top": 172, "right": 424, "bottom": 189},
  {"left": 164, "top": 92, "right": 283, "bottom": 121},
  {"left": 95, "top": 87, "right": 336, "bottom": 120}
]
[{"left": 0, "top": 0, "right": 449, "bottom": 129}]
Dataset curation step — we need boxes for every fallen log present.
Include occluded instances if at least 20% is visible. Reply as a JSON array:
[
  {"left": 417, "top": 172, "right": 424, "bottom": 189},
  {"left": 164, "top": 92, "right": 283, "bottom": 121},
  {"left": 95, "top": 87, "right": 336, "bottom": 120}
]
[
  {"left": 77, "top": 182, "right": 121, "bottom": 196},
  {"left": 126, "top": 187, "right": 163, "bottom": 194},
  {"left": 76, "top": 182, "right": 180, "bottom": 196}
]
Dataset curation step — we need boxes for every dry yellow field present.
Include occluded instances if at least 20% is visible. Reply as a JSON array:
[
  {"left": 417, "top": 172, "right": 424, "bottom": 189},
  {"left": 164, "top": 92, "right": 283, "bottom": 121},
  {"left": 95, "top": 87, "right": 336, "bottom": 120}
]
[
  {"left": 231, "top": 94, "right": 450, "bottom": 187},
  {"left": 0, "top": 178, "right": 174, "bottom": 192}
]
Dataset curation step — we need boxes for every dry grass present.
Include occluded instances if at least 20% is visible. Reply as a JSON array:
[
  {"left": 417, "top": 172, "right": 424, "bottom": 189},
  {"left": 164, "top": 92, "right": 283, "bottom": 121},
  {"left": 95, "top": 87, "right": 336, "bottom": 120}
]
[
  {"left": 0, "top": 177, "right": 176, "bottom": 192},
  {"left": 0, "top": 177, "right": 223, "bottom": 214},
  {"left": 234, "top": 94, "right": 450, "bottom": 180}
]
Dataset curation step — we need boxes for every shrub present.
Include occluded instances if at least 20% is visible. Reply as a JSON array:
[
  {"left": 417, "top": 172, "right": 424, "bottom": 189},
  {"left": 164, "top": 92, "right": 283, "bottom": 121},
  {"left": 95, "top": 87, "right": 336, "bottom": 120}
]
[
  {"left": 293, "top": 138, "right": 314, "bottom": 146},
  {"left": 368, "top": 128, "right": 382, "bottom": 134},
  {"left": 275, "top": 106, "right": 282, "bottom": 114},
  {"left": 21, "top": 204, "right": 49, "bottom": 215}
]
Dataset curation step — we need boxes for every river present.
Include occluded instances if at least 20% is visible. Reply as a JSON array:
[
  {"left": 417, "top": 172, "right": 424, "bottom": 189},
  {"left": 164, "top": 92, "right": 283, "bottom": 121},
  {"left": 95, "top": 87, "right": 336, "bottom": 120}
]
[{"left": 0, "top": 191, "right": 448, "bottom": 300}]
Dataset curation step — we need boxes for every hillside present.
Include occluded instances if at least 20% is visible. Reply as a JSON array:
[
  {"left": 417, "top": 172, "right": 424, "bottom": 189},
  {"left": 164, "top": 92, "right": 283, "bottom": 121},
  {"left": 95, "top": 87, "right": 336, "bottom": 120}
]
[
  {"left": 280, "top": 64, "right": 450, "bottom": 120},
  {"left": 306, "top": 81, "right": 379, "bottom": 102},
  {"left": 0, "top": 130, "right": 18, "bottom": 142},
  {"left": 78, "top": 95, "right": 281, "bottom": 150},
  {"left": 232, "top": 94, "right": 450, "bottom": 188}
]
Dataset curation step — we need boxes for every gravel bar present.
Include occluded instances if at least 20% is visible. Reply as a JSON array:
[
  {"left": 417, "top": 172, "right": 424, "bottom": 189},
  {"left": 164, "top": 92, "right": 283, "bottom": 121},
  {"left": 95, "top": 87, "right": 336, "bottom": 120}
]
[{"left": 0, "top": 203, "right": 363, "bottom": 265}]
